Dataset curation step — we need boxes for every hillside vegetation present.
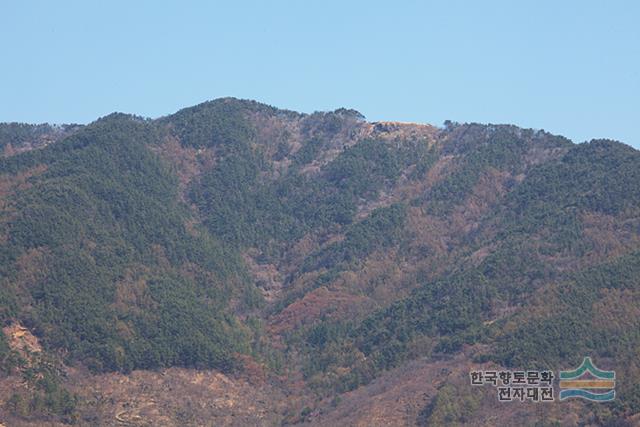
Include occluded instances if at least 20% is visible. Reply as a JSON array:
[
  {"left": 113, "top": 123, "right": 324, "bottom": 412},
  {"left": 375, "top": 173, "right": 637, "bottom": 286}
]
[{"left": 0, "top": 98, "right": 638, "bottom": 425}]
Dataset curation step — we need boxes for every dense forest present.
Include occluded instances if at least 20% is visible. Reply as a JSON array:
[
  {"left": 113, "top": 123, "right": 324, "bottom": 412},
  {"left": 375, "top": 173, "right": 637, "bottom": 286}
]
[{"left": 0, "top": 98, "right": 638, "bottom": 425}]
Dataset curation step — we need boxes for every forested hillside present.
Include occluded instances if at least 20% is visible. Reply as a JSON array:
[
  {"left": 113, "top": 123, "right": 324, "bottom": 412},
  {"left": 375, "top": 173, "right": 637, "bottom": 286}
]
[{"left": 0, "top": 98, "right": 638, "bottom": 426}]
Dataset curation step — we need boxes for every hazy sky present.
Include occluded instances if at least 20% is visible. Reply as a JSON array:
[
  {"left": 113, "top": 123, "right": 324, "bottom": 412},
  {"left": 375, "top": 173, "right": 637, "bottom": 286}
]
[{"left": 1, "top": 1, "right": 638, "bottom": 148}]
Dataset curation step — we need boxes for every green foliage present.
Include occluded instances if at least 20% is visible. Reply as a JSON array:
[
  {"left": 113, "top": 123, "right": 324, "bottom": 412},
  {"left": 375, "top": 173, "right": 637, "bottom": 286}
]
[
  {"left": 0, "top": 282, "right": 17, "bottom": 322},
  {"left": 0, "top": 123, "right": 49, "bottom": 148},
  {"left": 5, "top": 389, "right": 77, "bottom": 423},
  {"left": 493, "top": 251, "right": 640, "bottom": 364},
  {"left": 418, "top": 383, "right": 481, "bottom": 426},
  {"left": 426, "top": 125, "right": 572, "bottom": 215},
  {"left": 477, "top": 237, "right": 557, "bottom": 301},
  {"left": 0, "top": 123, "right": 80, "bottom": 153},
  {"left": 488, "top": 250, "right": 640, "bottom": 418},
  {"left": 491, "top": 248, "right": 640, "bottom": 421},
  {"left": 302, "top": 204, "right": 407, "bottom": 273},
  {"left": 0, "top": 330, "right": 12, "bottom": 374},
  {"left": 4, "top": 355, "right": 78, "bottom": 423},
  {"left": 355, "top": 271, "right": 493, "bottom": 369},
  {"left": 121, "top": 274, "right": 247, "bottom": 371},
  {"left": 0, "top": 114, "right": 250, "bottom": 373},
  {"left": 191, "top": 149, "right": 355, "bottom": 247},
  {"left": 293, "top": 138, "right": 324, "bottom": 165},
  {"left": 190, "top": 138, "right": 418, "bottom": 249},
  {"left": 0, "top": 330, "right": 8, "bottom": 355},
  {"left": 300, "top": 109, "right": 363, "bottom": 137},
  {"left": 161, "top": 98, "right": 259, "bottom": 148},
  {"left": 505, "top": 139, "right": 640, "bottom": 232},
  {"left": 325, "top": 139, "right": 404, "bottom": 197},
  {"left": 427, "top": 126, "right": 534, "bottom": 213},
  {"left": 299, "top": 271, "right": 494, "bottom": 394},
  {"left": 2, "top": 102, "right": 640, "bottom": 422}
]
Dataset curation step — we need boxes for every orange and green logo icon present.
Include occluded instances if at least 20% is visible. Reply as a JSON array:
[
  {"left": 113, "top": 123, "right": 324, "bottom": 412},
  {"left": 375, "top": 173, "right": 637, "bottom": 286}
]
[{"left": 559, "top": 357, "right": 615, "bottom": 402}]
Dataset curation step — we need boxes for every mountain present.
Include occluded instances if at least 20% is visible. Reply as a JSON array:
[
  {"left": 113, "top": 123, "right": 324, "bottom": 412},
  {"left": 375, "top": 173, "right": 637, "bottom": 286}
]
[
  {"left": 0, "top": 123, "right": 82, "bottom": 157},
  {"left": 0, "top": 98, "right": 639, "bottom": 426}
]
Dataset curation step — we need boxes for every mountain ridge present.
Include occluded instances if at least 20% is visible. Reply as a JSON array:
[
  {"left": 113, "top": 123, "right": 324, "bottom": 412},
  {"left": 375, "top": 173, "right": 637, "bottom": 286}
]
[{"left": 0, "top": 98, "right": 638, "bottom": 426}]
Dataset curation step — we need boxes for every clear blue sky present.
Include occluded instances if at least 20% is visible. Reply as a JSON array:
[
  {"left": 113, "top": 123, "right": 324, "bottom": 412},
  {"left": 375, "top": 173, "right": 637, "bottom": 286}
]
[{"left": 1, "top": 1, "right": 638, "bottom": 147}]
